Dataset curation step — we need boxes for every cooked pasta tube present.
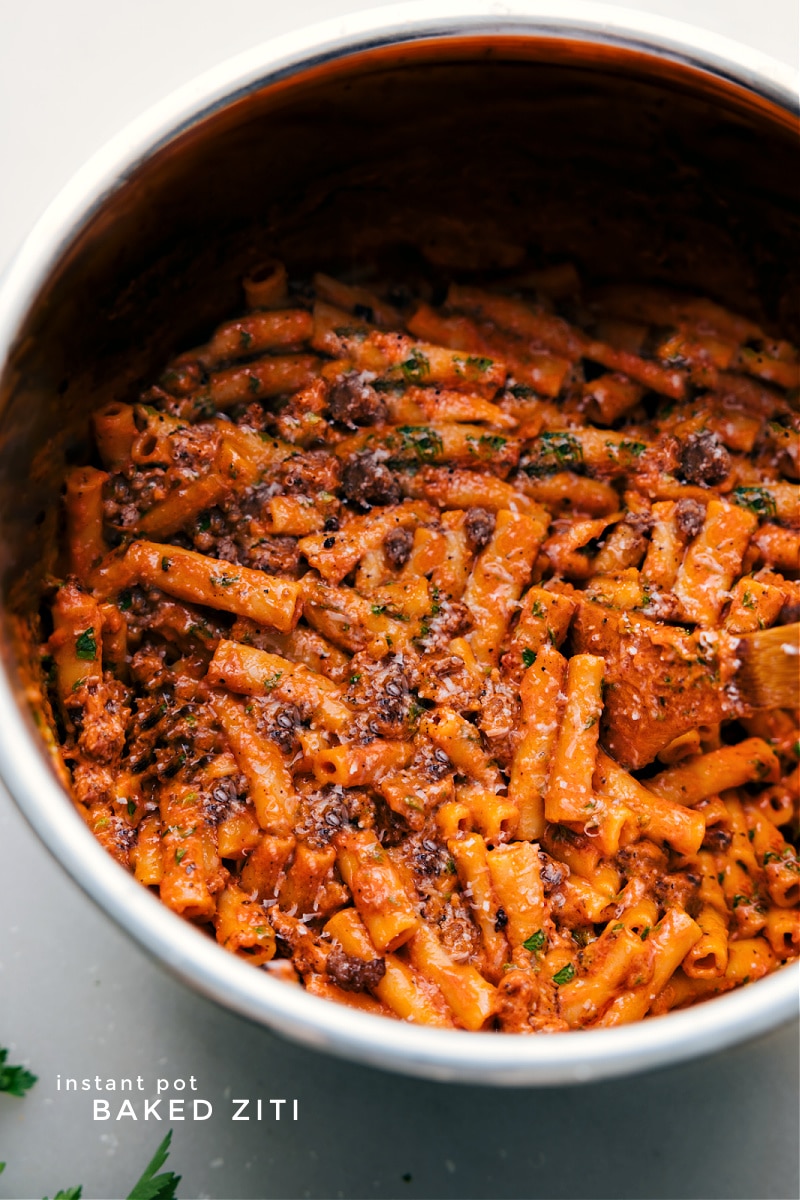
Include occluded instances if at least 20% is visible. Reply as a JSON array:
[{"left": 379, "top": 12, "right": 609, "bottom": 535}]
[
  {"left": 94, "top": 541, "right": 303, "bottom": 632},
  {"left": 682, "top": 905, "right": 729, "bottom": 978},
  {"left": 593, "top": 908, "right": 702, "bottom": 1026},
  {"left": 486, "top": 841, "right": 545, "bottom": 950},
  {"left": 158, "top": 781, "right": 221, "bottom": 921},
  {"left": 543, "top": 654, "right": 604, "bottom": 825},
  {"left": 464, "top": 507, "right": 548, "bottom": 664},
  {"left": 313, "top": 740, "right": 414, "bottom": 787},
  {"left": 211, "top": 692, "right": 298, "bottom": 837},
  {"left": 421, "top": 707, "right": 503, "bottom": 791},
  {"left": 674, "top": 500, "right": 758, "bottom": 627},
  {"left": 448, "top": 833, "right": 508, "bottom": 981},
  {"left": 334, "top": 829, "right": 419, "bottom": 952},
  {"left": 407, "top": 923, "right": 499, "bottom": 1031},
  {"left": 646, "top": 738, "right": 780, "bottom": 807},
  {"left": 65, "top": 466, "right": 109, "bottom": 581},
  {"left": 324, "top": 909, "right": 453, "bottom": 1026},
  {"left": 207, "top": 640, "right": 351, "bottom": 732},
  {"left": 593, "top": 751, "right": 706, "bottom": 856},
  {"left": 508, "top": 644, "right": 567, "bottom": 840}
]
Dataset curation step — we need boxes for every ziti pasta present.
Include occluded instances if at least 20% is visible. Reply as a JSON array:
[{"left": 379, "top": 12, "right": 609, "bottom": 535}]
[{"left": 38, "top": 263, "right": 799, "bottom": 1032}]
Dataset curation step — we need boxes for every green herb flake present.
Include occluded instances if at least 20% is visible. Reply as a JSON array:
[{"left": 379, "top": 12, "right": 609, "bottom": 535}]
[
  {"left": 349, "top": 674, "right": 362, "bottom": 684},
  {"left": 732, "top": 486, "right": 777, "bottom": 519},
  {"left": 239, "top": 329, "right": 254, "bottom": 349},
  {"left": 525, "top": 431, "right": 583, "bottom": 476},
  {"left": 75, "top": 628, "right": 97, "bottom": 661},
  {"left": 394, "top": 425, "right": 444, "bottom": 463},
  {"left": 464, "top": 355, "right": 495, "bottom": 372},
  {"left": 161, "top": 557, "right": 171, "bottom": 572},
  {"left": 398, "top": 349, "right": 431, "bottom": 384},
  {"left": 552, "top": 963, "right": 576, "bottom": 986},
  {"left": 118, "top": 591, "right": 133, "bottom": 612},
  {"left": 522, "top": 929, "right": 545, "bottom": 953},
  {"left": 247, "top": 374, "right": 261, "bottom": 395},
  {"left": 263, "top": 671, "right": 283, "bottom": 691},
  {"left": 640, "top": 926, "right": 651, "bottom": 941},
  {"left": 0, "top": 1047, "right": 38, "bottom": 1097},
  {"left": 371, "top": 603, "right": 387, "bottom": 616},
  {"left": 616, "top": 439, "right": 647, "bottom": 459},
  {"left": 521, "top": 647, "right": 537, "bottom": 668},
  {"left": 467, "top": 433, "right": 508, "bottom": 459},
  {"left": 175, "top": 848, "right": 187, "bottom": 864},
  {"left": 127, "top": 800, "right": 137, "bottom": 817}
]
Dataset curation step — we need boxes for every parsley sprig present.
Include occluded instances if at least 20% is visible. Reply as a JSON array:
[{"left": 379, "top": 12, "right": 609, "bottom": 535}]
[
  {"left": 43, "top": 1131, "right": 181, "bottom": 1200},
  {"left": 0, "top": 1046, "right": 37, "bottom": 1097}
]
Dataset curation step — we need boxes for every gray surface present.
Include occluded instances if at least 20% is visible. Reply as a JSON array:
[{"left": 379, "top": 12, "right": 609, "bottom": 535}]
[{"left": 1, "top": 2, "right": 799, "bottom": 1198}]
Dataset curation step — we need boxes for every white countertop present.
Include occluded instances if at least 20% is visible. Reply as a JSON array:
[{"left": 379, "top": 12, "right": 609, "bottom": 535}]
[{"left": 1, "top": 3, "right": 798, "bottom": 1198}]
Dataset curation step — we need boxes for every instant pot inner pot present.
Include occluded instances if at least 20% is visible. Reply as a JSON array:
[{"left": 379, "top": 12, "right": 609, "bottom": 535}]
[{"left": 1, "top": 41, "right": 798, "bottom": 623}]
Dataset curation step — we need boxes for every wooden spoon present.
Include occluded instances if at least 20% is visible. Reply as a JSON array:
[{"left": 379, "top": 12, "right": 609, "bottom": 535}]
[{"left": 734, "top": 622, "right": 799, "bottom": 710}]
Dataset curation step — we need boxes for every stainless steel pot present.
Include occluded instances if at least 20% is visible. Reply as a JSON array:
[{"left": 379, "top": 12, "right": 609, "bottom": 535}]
[{"left": 0, "top": 1, "right": 797, "bottom": 1085}]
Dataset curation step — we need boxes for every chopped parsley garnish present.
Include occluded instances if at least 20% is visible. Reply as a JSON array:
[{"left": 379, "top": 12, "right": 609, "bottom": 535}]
[
  {"left": 263, "top": 671, "right": 283, "bottom": 691},
  {"left": 614, "top": 439, "right": 647, "bottom": 459},
  {"left": 394, "top": 426, "right": 444, "bottom": 462},
  {"left": 552, "top": 963, "right": 576, "bottom": 986},
  {"left": 466, "top": 433, "right": 508, "bottom": 459},
  {"left": 75, "top": 628, "right": 97, "bottom": 661},
  {"left": 522, "top": 929, "right": 545, "bottom": 953},
  {"left": 525, "top": 431, "right": 583, "bottom": 475},
  {"left": 398, "top": 349, "right": 431, "bottom": 383},
  {"left": 732, "top": 486, "right": 777, "bottom": 519},
  {"left": 521, "top": 648, "right": 537, "bottom": 668}
]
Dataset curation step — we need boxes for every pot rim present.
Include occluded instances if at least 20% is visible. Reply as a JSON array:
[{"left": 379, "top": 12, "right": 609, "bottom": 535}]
[{"left": 0, "top": 1, "right": 797, "bottom": 1085}]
